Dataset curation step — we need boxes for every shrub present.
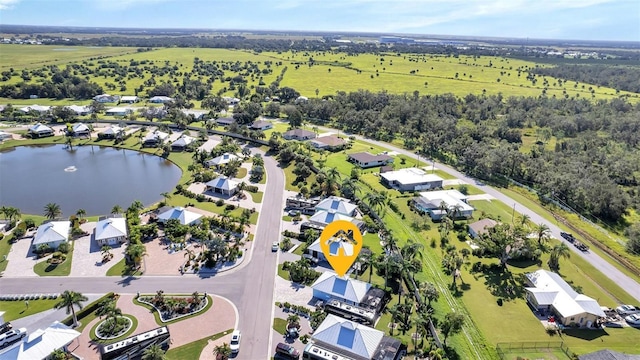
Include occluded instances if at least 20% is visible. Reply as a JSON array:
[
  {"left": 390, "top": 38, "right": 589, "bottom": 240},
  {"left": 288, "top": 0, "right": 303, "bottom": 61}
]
[
  {"left": 24, "top": 218, "right": 36, "bottom": 229},
  {"left": 57, "top": 242, "right": 71, "bottom": 253},
  {"left": 12, "top": 227, "right": 25, "bottom": 239},
  {"left": 215, "top": 199, "right": 224, "bottom": 207},
  {"left": 225, "top": 204, "right": 236, "bottom": 211}
]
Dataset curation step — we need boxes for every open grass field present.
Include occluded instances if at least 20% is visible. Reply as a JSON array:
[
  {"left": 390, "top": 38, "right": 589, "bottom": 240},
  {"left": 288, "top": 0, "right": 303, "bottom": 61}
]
[
  {"left": 0, "top": 298, "right": 60, "bottom": 321},
  {"left": 1, "top": 46, "right": 637, "bottom": 106}
]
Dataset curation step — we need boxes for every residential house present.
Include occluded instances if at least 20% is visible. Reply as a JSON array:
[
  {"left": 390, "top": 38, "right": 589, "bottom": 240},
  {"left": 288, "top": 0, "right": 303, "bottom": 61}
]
[
  {"left": 120, "top": 95, "right": 140, "bottom": 104},
  {"left": 19, "top": 105, "right": 51, "bottom": 114},
  {"left": 303, "top": 314, "right": 401, "bottom": 360},
  {"left": 204, "top": 153, "right": 238, "bottom": 169},
  {"left": 348, "top": 152, "right": 394, "bottom": 168},
  {"left": 525, "top": 269, "right": 606, "bottom": 327},
  {"left": 307, "top": 211, "right": 363, "bottom": 231},
  {"left": 181, "top": 109, "right": 208, "bottom": 120},
  {"left": 216, "top": 117, "right": 236, "bottom": 126},
  {"left": 95, "top": 217, "right": 128, "bottom": 246},
  {"left": 28, "top": 123, "right": 54, "bottom": 138},
  {"left": 249, "top": 120, "right": 273, "bottom": 131},
  {"left": 105, "top": 107, "right": 133, "bottom": 117},
  {"left": 93, "top": 94, "right": 119, "bottom": 103},
  {"left": 0, "top": 321, "right": 81, "bottom": 360},
  {"left": 142, "top": 130, "right": 169, "bottom": 147},
  {"left": 205, "top": 176, "right": 239, "bottom": 196},
  {"left": 285, "top": 196, "right": 320, "bottom": 214},
  {"left": 141, "top": 107, "right": 167, "bottom": 120},
  {"left": 314, "top": 196, "right": 358, "bottom": 217},
  {"left": 31, "top": 221, "right": 70, "bottom": 251},
  {"left": 283, "top": 128, "right": 316, "bottom": 140},
  {"left": 380, "top": 168, "right": 443, "bottom": 191},
  {"left": 98, "top": 125, "right": 125, "bottom": 139},
  {"left": 222, "top": 96, "right": 240, "bottom": 105},
  {"left": 312, "top": 271, "right": 371, "bottom": 305},
  {"left": 412, "top": 189, "right": 474, "bottom": 220},
  {"left": 170, "top": 134, "right": 196, "bottom": 152},
  {"left": 295, "top": 96, "right": 309, "bottom": 103},
  {"left": 71, "top": 122, "right": 91, "bottom": 137},
  {"left": 157, "top": 207, "right": 202, "bottom": 226},
  {"left": 0, "top": 131, "right": 13, "bottom": 141},
  {"left": 578, "top": 350, "right": 640, "bottom": 360},
  {"left": 149, "top": 96, "right": 174, "bottom": 104},
  {"left": 65, "top": 105, "right": 91, "bottom": 116},
  {"left": 309, "top": 135, "right": 347, "bottom": 150},
  {"left": 468, "top": 219, "right": 498, "bottom": 239}
]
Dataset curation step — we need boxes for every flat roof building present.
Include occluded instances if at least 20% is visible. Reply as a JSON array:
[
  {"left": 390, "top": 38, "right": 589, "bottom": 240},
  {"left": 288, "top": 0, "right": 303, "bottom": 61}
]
[{"left": 380, "top": 168, "right": 443, "bottom": 191}]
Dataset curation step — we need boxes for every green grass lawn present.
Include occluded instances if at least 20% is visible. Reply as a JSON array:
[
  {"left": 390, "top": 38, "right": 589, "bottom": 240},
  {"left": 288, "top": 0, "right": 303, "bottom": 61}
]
[
  {"left": 166, "top": 329, "right": 233, "bottom": 360},
  {"left": 106, "top": 258, "right": 143, "bottom": 277},
  {"left": 236, "top": 167, "right": 248, "bottom": 179},
  {"left": 33, "top": 245, "right": 73, "bottom": 276},
  {"left": 249, "top": 191, "right": 264, "bottom": 203},
  {"left": 0, "top": 298, "right": 60, "bottom": 321},
  {"left": 0, "top": 44, "right": 139, "bottom": 70},
  {"left": 273, "top": 318, "right": 287, "bottom": 335}
]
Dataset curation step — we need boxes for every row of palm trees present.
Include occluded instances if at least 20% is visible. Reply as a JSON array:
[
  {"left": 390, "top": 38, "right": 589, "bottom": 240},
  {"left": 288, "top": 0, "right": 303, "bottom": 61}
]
[{"left": 0, "top": 206, "right": 21, "bottom": 222}]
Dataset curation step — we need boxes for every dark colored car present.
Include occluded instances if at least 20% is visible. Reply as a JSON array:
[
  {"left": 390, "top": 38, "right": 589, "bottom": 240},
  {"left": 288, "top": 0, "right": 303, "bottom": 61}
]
[{"left": 275, "top": 342, "right": 300, "bottom": 359}]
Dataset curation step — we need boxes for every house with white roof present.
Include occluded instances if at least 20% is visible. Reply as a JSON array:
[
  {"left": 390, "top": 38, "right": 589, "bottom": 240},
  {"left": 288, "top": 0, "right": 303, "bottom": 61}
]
[
  {"left": 28, "top": 123, "right": 54, "bottom": 138},
  {"left": 380, "top": 168, "right": 443, "bottom": 191},
  {"left": 0, "top": 321, "right": 80, "bottom": 360},
  {"left": 283, "top": 128, "right": 316, "bottom": 141},
  {"left": 347, "top": 152, "right": 394, "bottom": 169},
  {"left": 205, "top": 176, "right": 239, "bottom": 196},
  {"left": 149, "top": 96, "right": 174, "bottom": 104},
  {"left": 204, "top": 153, "right": 238, "bottom": 169},
  {"left": 249, "top": 120, "right": 273, "bottom": 131},
  {"left": 0, "top": 131, "right": 13, "bottom": 141},
  {"left": 222, "top": 96, "right": 240, "bottom": 105},
  {"left": 413, "top": 189, "right": 474, "bottom": 220},
  {"left": 65, "top": 105, "right": 91, "bottom": 116},
  {"left": 95, "top": 217, "right": 128, "bottom": 246},
  {"left": 312, "top": 272, "right": 371, "bottom": 305},
  {"left": 19, "top": 105, "right": 51, "bottom": 114},
  {"left": 71, "top": 122, "right": 91, "bottom": 137},
  {"left": 309, "top": 211, "right": 356, "bottom": 229},
  {"left": 525, "top": 269, "right": 606, "bottom": 327},
  {"left": 157, "top": 207, "right": 202, "bottom": 226},
  {"left": 315, "top": 196, "right": 357, "bottom": 217},
  {"left": 170, "top": 134, "right": 196, "bottom": 152},
  {"left": 181, "top": 109, "right": 208, "bottom": 120},
  {"left": 303, "top": 314, "right": 401, "bottom": 360},
  {"left": 142, "top": 130, "right": 169, "bottom": 147},
  {"left": 31, "top": 221, "right": 70, "bottom": 251},
  {"left": 93, "top": 94, "right": 119, "bottom": 103},
  {"left": 105, "top": 107, "right": 133, "bottom": 117},
  {"left": 120, "top": 95, "right": 140, "bottom": 104},
  {"left": 98, "top": 125, "right": 125, "bottom": 139}
]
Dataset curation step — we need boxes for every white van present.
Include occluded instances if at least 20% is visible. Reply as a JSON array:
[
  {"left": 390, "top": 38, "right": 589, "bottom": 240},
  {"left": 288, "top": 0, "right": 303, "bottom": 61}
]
[{"left": 0, "top": 327, "right": 27, "bottom": 347}]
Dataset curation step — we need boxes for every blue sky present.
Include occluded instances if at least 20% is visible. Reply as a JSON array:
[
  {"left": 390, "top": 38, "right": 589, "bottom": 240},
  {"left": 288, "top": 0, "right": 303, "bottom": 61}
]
[{"left": 0, "top": 0, "right": 638, "bottom": 41}]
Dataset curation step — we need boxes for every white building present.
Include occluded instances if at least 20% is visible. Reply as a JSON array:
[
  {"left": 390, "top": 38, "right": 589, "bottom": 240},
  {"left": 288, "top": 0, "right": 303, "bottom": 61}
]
[
  {"left": 204, "top": 153, "right": 238, "bottom": 168},
  {"left": 413, "top": 189, "right": 474, "bottom": 220},
  {"left": 0, "top": 321, "right": 81, "bottom": 360},
  {"left": 157, "top": 207, "right": 202, "bottom": 226},
  {"left": 32, "top": 221, "right": 71, "bottom": 251},
  {"left": 149, "top": 96, "right": 174, "bottom": 103},
  {"left": 95, "top": 217, "right": 128, "bottom": 246},
  {"left": 314, "top": 196, "right": 357, "bottom": 217},
  {"left": 71, "top": 122, "right": 90, "bottom": 137},
  {"left": 205, "top": 176, "right": 239, "bottom": 196},
  {"left": 380, "top": 168, "right": 443, "bottom": 191},
  {"left": 65, "top": 105, "right": 91, "bottom": 116},
  {"left": 312, "top": 272, "right": 371, "bottom": 305},
  {"left": 170, "top": 134, "right": 196, "bottom": 151},
  {"left": 28, "top": 123, "right": 54, "bottom": 138},
  {"left": 120, "top": 95, "right": 140, "bottom": 103}
]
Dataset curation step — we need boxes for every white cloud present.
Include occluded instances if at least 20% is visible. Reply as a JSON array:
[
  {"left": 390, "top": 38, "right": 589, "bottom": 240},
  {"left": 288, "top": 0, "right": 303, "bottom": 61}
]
[{"left": 0, "top": 0, "right": 21, "bottom": 10}]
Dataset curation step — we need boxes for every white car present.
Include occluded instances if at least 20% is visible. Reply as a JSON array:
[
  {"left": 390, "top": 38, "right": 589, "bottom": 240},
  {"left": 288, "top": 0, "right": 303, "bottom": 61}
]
[
  {"left": 272, "top": 241, "right": 279, "bottom": 252},
  {"left": 625, "top": 314, "right": 640, "bottom": 327},
  {"left": 0, "top": 327, "right": 27, "bottom": 347},
  {"left": 230, "top": 330, "right": 241, "bottom": 353},
  {"left": 616, "top": 305, "right": 640, "bottom": 316}
]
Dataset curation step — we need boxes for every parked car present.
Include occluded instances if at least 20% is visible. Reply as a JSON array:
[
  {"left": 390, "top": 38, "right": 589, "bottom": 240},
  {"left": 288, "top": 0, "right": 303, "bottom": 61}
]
[
  {"left": 272, "top": 241, "right": 279, "bottom": 252},
  {"left": 0, "top": 327, "right": 27, "bottom": 348},
  {"left": 560, "top": 232, "right": 575, "bottom": 243},
  {"left": 0, "top": 323, "right": 12, "bottom": 335},
  {"left": 624, "top": 314, "right": 640, "bottom": 327},
  {"left": 229, "top": 330, "right": 241, "bottom": 354},
  {"left": 616, "top": 305, "right": 640, "bottom": 316},
  {"left": 275, "top": 342, "right": 300, "bottom": 359},
  {"left": 302, "top": 253, "right": 319, "bottom": 265}
]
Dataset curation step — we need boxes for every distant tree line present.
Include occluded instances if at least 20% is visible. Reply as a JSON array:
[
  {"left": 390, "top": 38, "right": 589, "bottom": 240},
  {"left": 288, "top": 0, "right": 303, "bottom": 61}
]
[
  {"left": 530, "top": 64, "right": 640, "bottom": 93},
  {"left": 0, "top": 66, "right": 103, "bottom": 99}
]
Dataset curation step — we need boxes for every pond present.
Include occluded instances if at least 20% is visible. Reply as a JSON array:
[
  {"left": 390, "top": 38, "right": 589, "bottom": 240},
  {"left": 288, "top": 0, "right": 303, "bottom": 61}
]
[{"left": 0, "top": 144, "right": 182, "bottom": 216}]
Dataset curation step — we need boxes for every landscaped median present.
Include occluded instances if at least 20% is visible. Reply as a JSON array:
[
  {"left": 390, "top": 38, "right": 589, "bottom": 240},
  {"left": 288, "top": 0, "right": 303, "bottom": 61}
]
[{"left": 133, "top": 291, "right": 213, "bottom": 326}]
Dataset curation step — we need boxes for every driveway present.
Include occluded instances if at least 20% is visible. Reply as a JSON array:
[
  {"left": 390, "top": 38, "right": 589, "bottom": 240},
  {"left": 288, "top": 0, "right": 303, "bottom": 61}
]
[
  {"left": 70, "top": 222, "right": 126, "bottom": 277},
  {"left": 3, "top": 232, "right": 38, "bottom": 277}
]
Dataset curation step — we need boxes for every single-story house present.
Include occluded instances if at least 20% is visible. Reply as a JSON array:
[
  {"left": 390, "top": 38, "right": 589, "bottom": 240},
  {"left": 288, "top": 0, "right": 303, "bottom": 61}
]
[
  {"left": 65, "top": 105, "right": 92, "bottom": 116},
  {"left": 309, "top": 210, "right": 356, "bottom": 229},
  {"left": 120, "top": 95, "right": 140, "bottom": 103},
  {"left": 525, "top": 269, "right": 606, "bottom": 327},
  {"left": 0, "top": 131, "right": 13, "bottom": 141},
  {"left": 283, "top": 128, "right": 316, "bottom": 140},
  {"left": 295, "top": 96, "right": 309, "bottom": 103},
  {"left": 32, "top": 221, "right": 70, "bottom": 251},
  {"left": 223, "top": 96, "right": 240, "bottom": 105},
  {"left": 380, "top": 168, "right": 443, "bottom": 191},
  {"left": 309, "top": 135, "right": 347, "bottom": 150},
  {"left": 71, "top": 122, "right": 91, "bottom": 137},
  {"left": 28, "top": 123, "right": 54, "bottom": 138},
  {"left": 413, "top": 189, "right": 474, "bottom": 220},
  {"left": 141, "top": 107, "right": 167, "bottom": 119},
  {"left": 170, "top": 134, "right": 196, "bottom": 151},
  {"left": 181, "top": 109, "right": 208, "bottom": 120},
  {"left": 93, "top": 94, "right": 119, "bottom": 103},
  {"left": 315, "top": 196, "right": 357, "bottom": 217},
  {"left": 312, "top": 271, "right": 371, "bottom": 305},
  {"left": 19, "top": 105, "right": 51, "bottom": 114},
  {"left": 98, "top": 125, "right": 125, "bottom": 139},
  {"left": 205, "top": 176, "right": 239, "bottom": 196},
  {"left": 204, "top": 153, "right": 238, "bottom": 168},
  {"left": 216, "top": 117, "right": 236, "bottom": 126},
  {"left": 105, "top": 107, "right": 134, "bottom": 117},
  {"left": 0, "top": 321, "right": 81, "bottom": 360},
  {"left": 95, "top": 217, "right": 128, "bottom": 246},
  {"left": 578, "top": 350, "right": 640, "bottom": 360},
  {"left": 157, "top": 207, "right": 202, "bottom": 226},
  {"left": 348, "top": 152, "right": 394, "bottom": 168},
  {"left": 250, "top": 120, "right": 273, "bottom": 131},
  {"left": 468, "top": 219, "right": 498, "bottom": 239},
  {"left": 303, "top": 315, "right": 400, "bottom": 360},
  {"left": 149, "top": 96, "right": 174, "bottom": 104},
  {"left": 142, "top": 130, "right": 169, "bottom": 147}
]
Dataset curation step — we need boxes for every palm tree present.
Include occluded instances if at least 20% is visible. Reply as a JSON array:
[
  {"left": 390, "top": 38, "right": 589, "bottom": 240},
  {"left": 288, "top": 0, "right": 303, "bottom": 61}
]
[
  {"left": 101, "top": 245, "right": 113, "bottom": 262},
  {"left": 419, "top": 282, "right": 440, "bottom": 308},
  {"left": 2, "top": 206, "right": 20, "bottom": 222},
  {"left": 111, "top": 205, "right": 123, "bottom": 215},
  {"left": 129, "top": 200, "right": 144, "bottom": 212},
  {"left": 548, "top": 243, "right": 571, "bottom": 271},
  {"left": 160, "top": 192, "right": 172, "bottom": 206},
  {"left": 126, "top": 243, "right": 147, "bottom": 269},
  {"left": 364, "top": 192, "right": 386, "bottom": 215},
  {"left": 75, "top": 209, "right": 86, "bottom": 220},
  {"left": 105, "top": 306, "right": 123, "bottom": 333},
  {"left": 142, "top": 344, "right": 167, "bottom": 360},
  {"left": 287, "top": 314, "right": 300, "bottom": 327},
  {"left": 535, "top": 223, "right": 551, "bottom": 246},
  {"left": 44, "top": 203, "right": 62, "bottom": 220},
  {"left": 213, "top": 343, "right": 232, "bottom": 360},
  {"left": 518, "top": 214, "right": 531, "bottom": 227},
  {"left": 360, "top": 251, "right": 377, "bottom": 283},
  {"left": 54, "top": 290, "right": 88, "bottom": 328}
]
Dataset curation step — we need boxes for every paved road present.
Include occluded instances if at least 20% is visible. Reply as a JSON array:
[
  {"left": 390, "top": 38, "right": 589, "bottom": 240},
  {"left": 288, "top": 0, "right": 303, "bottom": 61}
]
[
  {"left": 0, "top": 149, "right": 284, "bottom": 360},
  {"left": 322, "top": 127, "right": 640, "bottom": 303}
]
